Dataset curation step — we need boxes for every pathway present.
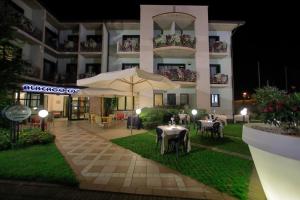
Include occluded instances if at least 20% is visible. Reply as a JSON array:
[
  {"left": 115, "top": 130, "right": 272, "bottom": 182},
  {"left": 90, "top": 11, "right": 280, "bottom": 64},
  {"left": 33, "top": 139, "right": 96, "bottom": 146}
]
[{"left": 51, "top": 121, "right": 236, "bottom": 200}]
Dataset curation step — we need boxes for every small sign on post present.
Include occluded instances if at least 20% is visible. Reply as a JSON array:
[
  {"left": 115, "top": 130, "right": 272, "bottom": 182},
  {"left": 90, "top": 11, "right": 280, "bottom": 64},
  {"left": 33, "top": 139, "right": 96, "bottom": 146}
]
[{"left": 4, "top": 104, "right": 31, "bottom": 144}]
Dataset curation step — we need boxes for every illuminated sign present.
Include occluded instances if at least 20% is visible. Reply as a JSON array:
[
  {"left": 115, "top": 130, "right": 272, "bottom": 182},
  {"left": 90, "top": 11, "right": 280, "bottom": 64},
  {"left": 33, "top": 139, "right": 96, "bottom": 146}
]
[
  {"left": 22, "top": 84, "right": 80, "bottom": 95},
  {"left": 5, "top": 105, "right": 31, "bottom": 122}
]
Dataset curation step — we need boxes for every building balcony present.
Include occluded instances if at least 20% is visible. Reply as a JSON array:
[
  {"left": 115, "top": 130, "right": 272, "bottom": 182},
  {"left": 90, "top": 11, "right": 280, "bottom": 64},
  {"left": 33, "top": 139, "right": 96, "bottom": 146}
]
[
  {"left": 80, "top": 40, "right": 102, "bottom": 52},
  {"left": 13, "top": 13, "right": 43, "bottom": 41},
  {"left": 153, "top": 34, "right": 196, "bottom": 58},
  {"left": 116, "top": 41, "right": 139, "bottom": 57},
  {"left": 209, "top": 41, "right": 228, "bottom": 58},
  {"left": 157, "top": 68, "right": 197, "bottom": 82},
  {"left": 210, "top": 74, "right": 229, "bottom": 87}
]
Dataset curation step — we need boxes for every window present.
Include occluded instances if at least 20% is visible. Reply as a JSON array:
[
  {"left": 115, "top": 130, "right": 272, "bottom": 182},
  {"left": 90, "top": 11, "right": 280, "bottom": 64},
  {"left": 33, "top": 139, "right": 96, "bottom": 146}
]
[
  {"left": 209, "top": 36, "right": 220, "bottom": 51},
  {"left": 117, "top": 96, "right": 126, "bottom": 110},
  {"left": 43, "top": 59, "right": 57, "bottom": 81},
  {"left": 211, "top": 94, "right": 220, "bottom": 107},
  {"left": 85, "top": 63, "right": 101, "bottom": 74},
  {"left": 154, "top": 93, "right": 163, "bottom": 106},
  {"left": 122, "top": 63, "right": 139, "bottom": 70},
  {"left": 180, "top": 94, "right": 189, "bottom": 106},
  {"left": 19, "top": 92, "right": 41, "bottom": 109},
  {"left": 117, "top": 96, "right": 135, "bottom": 110},
  {"left": 167, "top": 94, "right": 176, "bottom": 106},
  {"left": 157, "top": 63, "right": 185, "bottom": 71},
  {"left": 210, "top": 64, "right": 221, "bottom": 77}
]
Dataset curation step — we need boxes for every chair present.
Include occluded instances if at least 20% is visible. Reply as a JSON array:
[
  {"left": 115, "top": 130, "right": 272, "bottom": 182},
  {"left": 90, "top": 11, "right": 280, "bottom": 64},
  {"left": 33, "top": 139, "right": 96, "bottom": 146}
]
[
  {"left": 30, "top": 115, "right": 40, "bottom": 128},
  {"left": 156, "top": 127, "right": 163, "bottom": 148},
  {"left": 210, "top": 121, "right": 221, "bottom": 138},
  {"left": 168, "top": 130, "right": 187, "bottom": 160},
  {"left": 102, "top": 117, "right": 112, "bottom": 128},
  {"left": 196, "top": 120, "right": 202, "bottom": 135}
]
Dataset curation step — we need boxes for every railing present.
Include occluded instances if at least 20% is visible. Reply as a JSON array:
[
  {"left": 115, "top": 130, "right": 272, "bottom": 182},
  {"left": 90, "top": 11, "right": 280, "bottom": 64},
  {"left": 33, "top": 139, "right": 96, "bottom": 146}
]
[
  {"left": 13, "top": 13, "right": 43, "bottom": 41},
  {"left": 153, "top": 34, "right": 196, "bottom": 49},
  {"left": 80, "top": 41, "right": 102, "bottom": 52},
  {"left": 117, "top": 40, "right": 140, "bottom": 52},
  {"left": 209, "top": 41, "right": 227, "bottom": 53},
  {"left": 157, "top": 68, "right": 196, "bottom": 82},
  {"left": 210, "top": 74, "right": 229, "bottom": 84}
]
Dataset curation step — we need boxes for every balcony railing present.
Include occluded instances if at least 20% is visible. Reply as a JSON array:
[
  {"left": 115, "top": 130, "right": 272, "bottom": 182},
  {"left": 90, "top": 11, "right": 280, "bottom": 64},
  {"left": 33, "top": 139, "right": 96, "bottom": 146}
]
[
  {"left": 13, "top": 13, "right": 43, "bottom": 41},
  {"left": 157, "top": 68, "right": 196, "bottom": 82},
  {"left": 80, "top": 40, "right": 102, "bottom": 52},
  {"left": 117, "top": 40, "right": 140, "bottom": 52},
  {"left": 209, "top": 41, "right": 227, "bottom": 53},
  {"left": 210, "top": 73, "right": 229, "bottom": 84},
  {"left": 153, "top": 34, "right": 196, "bottom": 49}
]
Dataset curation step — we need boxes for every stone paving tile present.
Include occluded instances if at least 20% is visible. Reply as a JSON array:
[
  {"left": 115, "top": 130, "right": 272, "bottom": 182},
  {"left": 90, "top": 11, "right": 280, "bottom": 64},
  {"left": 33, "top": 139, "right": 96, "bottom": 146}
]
[{"left": 51, "top": 121, "right": 237, "bottom": 200}]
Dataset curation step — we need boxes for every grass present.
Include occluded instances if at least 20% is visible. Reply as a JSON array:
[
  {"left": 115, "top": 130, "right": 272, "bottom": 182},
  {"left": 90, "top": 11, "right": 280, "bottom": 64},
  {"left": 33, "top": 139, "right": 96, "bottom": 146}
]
[
  {"left": 112, "top": 132, "right": 253, "bottom": 200},
  {"left": 188, "top": 123, "right": 250, "bottom": 156},
  {"left": 0, "top": 143, "right": 78, "bottom": 186},
  {"left": 223, "top": 124, "right": 243, "bottom": 138}
]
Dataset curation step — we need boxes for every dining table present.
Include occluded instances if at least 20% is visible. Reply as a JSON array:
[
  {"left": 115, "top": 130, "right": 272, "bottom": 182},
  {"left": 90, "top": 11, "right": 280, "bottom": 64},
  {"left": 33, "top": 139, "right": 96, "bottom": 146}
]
[
  {"left": 198, "top": 120, "right": 224, "bottom": 138},
  {"left": 157, "top": 125, "right": 191, "bottom": 155}
]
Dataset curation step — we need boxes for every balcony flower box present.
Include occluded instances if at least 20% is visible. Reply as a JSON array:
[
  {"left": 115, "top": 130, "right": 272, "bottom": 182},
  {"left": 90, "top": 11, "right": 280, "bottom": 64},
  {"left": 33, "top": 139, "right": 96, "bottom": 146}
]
[
  {"left": 154, "top": 34, "right": 196, "bottom": 49},
  {"left": 158, "top": 68, "right": 196, "bottom": 82}
]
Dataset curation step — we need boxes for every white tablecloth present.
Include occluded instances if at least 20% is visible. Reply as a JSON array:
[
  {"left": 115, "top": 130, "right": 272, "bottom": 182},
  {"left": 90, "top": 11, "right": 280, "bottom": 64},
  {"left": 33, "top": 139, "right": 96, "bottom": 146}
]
[
  {"left": 234, "top": 114, "right": 249, "bottom": 123},
  {"left": 157, "top": 125, "right": 191, "bottom": 155},
  {"left": 198, "top": 120, "right": 223, "bottom": 137}
]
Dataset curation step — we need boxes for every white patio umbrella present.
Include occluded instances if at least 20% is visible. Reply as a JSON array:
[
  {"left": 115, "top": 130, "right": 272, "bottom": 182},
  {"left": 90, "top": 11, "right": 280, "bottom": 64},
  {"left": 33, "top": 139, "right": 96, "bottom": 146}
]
[
  {"left": 72, "top": 88, "right": 136, "bottom": 97},
  {"left": 77, "top": 67, "right": 179, "bottom": 134}
]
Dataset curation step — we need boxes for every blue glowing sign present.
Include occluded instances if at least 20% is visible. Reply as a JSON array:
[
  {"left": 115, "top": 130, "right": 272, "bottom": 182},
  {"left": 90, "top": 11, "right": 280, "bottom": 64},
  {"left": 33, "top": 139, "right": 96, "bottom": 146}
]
[{"left": 22, "top": 84, "right": 80, "bottom": 95}]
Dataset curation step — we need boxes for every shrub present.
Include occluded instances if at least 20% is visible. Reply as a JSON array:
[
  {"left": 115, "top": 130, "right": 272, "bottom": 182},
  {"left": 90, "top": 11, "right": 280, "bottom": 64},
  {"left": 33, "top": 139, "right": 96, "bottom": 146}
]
[
  {"left": 0, "top": 128, "right": 10, "bottom": 150},
  {"left": 254, "top": 86, "right": 300, "bottom": 132},
  {"left": 139, "top": 107, "right": 182, "bottom": 129},
  {"left": 17, "top": 128, "right": 55, "bottom": 147}
]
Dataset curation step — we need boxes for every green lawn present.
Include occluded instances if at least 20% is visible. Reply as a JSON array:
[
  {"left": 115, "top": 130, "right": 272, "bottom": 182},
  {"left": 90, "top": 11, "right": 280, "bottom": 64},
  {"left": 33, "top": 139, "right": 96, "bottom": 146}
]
[
  {"left": 223, "top": 124, "right": 243, "bottom": 138},
  {"left": 112, "top": 132, "right": 253, "bottom": 200},
  {"left": 0, "top": 143, "right": 78, "bottom": 186},
  {"left": 188, "top": 124, "right": 251, "bottom": 156}
]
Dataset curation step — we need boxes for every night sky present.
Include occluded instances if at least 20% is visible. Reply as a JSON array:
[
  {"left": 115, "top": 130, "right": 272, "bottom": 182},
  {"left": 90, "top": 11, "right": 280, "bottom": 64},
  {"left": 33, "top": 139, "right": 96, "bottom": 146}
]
[{"left": 38, "top": 0, "right": 299, "bottom": 99}]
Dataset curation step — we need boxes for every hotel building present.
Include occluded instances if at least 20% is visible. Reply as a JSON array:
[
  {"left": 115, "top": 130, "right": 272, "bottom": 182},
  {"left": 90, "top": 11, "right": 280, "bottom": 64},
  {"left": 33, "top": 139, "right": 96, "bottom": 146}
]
[{"left": 8, "top": 0, "right": 243, "bottom": 120}]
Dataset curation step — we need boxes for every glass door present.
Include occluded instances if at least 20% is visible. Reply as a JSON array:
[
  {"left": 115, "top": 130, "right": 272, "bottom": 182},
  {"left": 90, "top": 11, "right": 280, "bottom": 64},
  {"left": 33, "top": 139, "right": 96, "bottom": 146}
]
[{"left": 71, "top": 97, "right": 89, "bottom": 120}]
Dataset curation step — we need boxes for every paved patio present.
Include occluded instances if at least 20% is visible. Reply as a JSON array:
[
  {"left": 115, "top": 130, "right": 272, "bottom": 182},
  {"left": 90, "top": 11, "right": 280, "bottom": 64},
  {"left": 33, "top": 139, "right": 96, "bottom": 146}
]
[{"left": 51, "top": 120, "right": 236, "bottom": 200}]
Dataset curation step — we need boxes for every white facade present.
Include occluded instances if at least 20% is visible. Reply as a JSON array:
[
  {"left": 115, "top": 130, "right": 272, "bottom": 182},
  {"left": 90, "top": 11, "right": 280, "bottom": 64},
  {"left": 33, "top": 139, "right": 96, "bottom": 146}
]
[{"left": 11, "top": 0, "right": 243, "bottom": 118}]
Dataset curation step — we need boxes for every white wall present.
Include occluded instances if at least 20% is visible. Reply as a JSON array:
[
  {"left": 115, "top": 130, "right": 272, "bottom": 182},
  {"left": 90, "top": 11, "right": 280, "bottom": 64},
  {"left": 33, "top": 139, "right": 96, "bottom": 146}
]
[
  {"left": 108, "top": 30, "right": 140, "bottom": 72},
  {"left": 209, "top": 31, "right": 233, "bottom": 116},
  {"left": 46, "top": 94, "right": 64, "bottom": 112}
]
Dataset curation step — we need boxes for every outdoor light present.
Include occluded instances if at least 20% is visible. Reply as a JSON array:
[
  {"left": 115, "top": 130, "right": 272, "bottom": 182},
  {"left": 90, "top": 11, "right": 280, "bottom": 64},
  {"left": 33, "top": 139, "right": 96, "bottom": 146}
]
[
  {"left": 38, "top": 109, "right": 48, "bottom": 131},
  {"left": 192, "top": 109, "right": 198, "bottom": 128},
  {"left": 192, "top": 109, "right": 197, "bottom": 116},
  {"left": 240, "top": 107, "right": 247, "bottom": 123},
  {"left": 136, "top": 108, "right": 141, "bottom": 115}
]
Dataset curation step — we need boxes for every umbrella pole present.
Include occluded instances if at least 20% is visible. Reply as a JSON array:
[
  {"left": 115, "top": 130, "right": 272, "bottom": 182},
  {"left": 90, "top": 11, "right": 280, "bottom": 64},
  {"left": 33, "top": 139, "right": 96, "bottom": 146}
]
[{"left": 130, "top": 77, "right": 133, "bottom": 135}]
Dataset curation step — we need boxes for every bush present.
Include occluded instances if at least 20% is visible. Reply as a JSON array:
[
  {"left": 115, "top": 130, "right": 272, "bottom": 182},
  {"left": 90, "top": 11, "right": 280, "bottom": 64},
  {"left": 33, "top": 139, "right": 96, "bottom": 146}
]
[
  {"left": 139, "top": 107, "right": 208, "bottom": 129},
  {"left": 17, "top": 128, "right": 55, "bottom": 147},
  {"left": 254, "top": 86, "right": 300, "bottom": 132},
  {"left": 0, "top": 128, "right": 11, "bottom": 150},
  {"left": 140, "top": 107, "right": 182, "bottom": 129}
]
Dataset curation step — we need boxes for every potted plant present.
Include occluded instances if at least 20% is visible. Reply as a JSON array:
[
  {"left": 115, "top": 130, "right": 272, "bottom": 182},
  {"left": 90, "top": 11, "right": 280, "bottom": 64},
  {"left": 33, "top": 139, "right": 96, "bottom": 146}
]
[{"left": 242, "top": 86, "right": 300, "bottom": 200}]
